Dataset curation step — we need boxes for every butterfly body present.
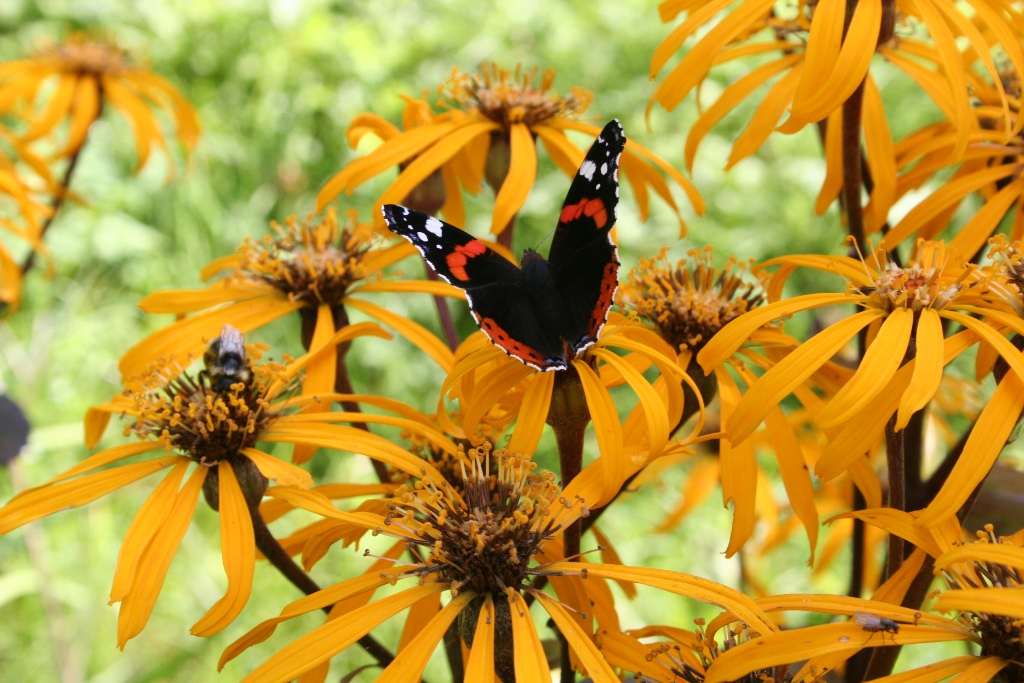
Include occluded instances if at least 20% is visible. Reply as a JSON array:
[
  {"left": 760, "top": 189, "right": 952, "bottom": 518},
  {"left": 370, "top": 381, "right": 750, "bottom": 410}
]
[{"left": 382, "top": 120, "right": 625, "bottom": 371}]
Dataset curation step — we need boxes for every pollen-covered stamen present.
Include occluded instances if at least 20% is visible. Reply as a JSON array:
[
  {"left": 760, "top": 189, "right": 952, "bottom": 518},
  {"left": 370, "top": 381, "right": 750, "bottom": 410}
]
[
  {"left": 984, "top": 235, "right": 1024, "bottom": 316},
  {"left": 377, "top": 444, "right": 582, "bottom": 596},
  {"left": 125, "top": 345, "right": 296, "bottom": 466},
  {"left": 618, "top": 246, "right": 767, "bottom": 353},
  {"left": 939, "top": 526, "right": 1024, "bottom": 674},
  {"left": 851, "top": 240, "right": 982, "bottom": 312},
  {"left": 230, "top": 208, "right": 381, "bottom": 306},
  {"left": 637, "top": 620, "right": 786, "bottom": 683},
  {"left": 441, "top": 62, "right": 592, "bottom": 128}
]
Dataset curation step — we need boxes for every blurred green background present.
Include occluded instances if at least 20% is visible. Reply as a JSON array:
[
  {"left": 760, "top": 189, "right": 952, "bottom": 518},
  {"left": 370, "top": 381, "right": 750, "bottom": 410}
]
[{"left": 0, "top": 0, "right": 979, "bottom": 681}]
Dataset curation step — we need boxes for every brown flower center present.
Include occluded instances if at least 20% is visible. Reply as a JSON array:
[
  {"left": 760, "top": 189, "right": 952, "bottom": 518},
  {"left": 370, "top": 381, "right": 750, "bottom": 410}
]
[
  {"left": 441, "top": 62, "right": 591, "bottom": 129},
  {"left": 619, "top": 247, "right": 766, "bottom": 353},
  {"left": 231, "top": 209, "right": 379, "bottom": 306}
]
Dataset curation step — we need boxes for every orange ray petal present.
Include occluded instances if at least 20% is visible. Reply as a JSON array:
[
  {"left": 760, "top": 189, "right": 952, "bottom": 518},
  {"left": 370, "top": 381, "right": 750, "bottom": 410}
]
[
  {"left": 510, "top": 591, "right": 552, "bottom": 682},
  {"left": 116, "top": 465, "right": 207, "bottom": 648},
  {"left": 507, "top": 370, "right": 554, "bottom": 455},
  {"left": 490, "top": 122, "right": 537, "bottom": 235},
  {"left": 464, "top": 595, "right": 495, "bottom": 681},
  {"left": 536, "top": 591, "right": 619, "bottom": 683},
  {"left": 239, "top": 582, "right": 447, "bottom": 683},
  {"left": 191, "top": 462, "right": 256, "bottom": 636},
  {"left": 0, "top": 454, "right": 174, "bottom": 534},
  {"left": 375, "top": 592, "right": 475, "bottom": 683},
  {"left": 109, "top": 458, "right": 191, "bottom": 603},
  {"left": 816, "top": 307, "right": 914, "bottom": 429}
]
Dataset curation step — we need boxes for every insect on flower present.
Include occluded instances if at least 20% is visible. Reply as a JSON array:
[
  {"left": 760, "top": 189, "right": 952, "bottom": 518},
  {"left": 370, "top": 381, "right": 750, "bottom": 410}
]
[
  {"left": 853, "top": 612, "right": 900, "bottom": 644},
  {"left": 201, "top": 324, "right": 253, "bottom": 392}
]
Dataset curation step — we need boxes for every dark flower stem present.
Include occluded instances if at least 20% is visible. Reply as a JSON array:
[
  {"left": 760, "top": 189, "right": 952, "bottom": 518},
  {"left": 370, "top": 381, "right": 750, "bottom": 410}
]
[
  {"left": 841, "top": 81, "right": 868, "bottom": 254},
  {"left": 546, "top": 366, "right": 591, "bottom": 683},
  {"left": 20, "top": 143, "right": 87, "bottom": 276},
  {"left": 247, "top": 502, "right": 398, "bottom": 672},
  {"left": 883, "top": 412, "right": 905, "bottom": 578},
  {"left": 423, "top": 266, "right": 461, "bottom": 352}
]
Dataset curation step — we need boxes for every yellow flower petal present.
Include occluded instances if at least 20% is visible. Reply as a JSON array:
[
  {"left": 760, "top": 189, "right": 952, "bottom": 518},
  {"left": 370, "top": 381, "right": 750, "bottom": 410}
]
[
  {"left": 536, "top": 591, "right": 618, "bottom": 683},
  {"left": 241, "top": 448, "right": 312, "bottom": 489},
  {"left": 817, "top": 329, "right": 978, "bottom": 480},
  {"left": 574, "top": 360, "right": 625, "bottom": 505},
  {"left": 507, "top": 370, "right": 554, "bottom": 455},
  {"left": 685, "top": 54, "right": 802, "bottom": 170},
  {"left": 764, "top": 406, "right": 819, "bottom": 562},
  {"left": 60, "top": 75, "right": 100, "bottom": 156},
  {"left": 832, "top": 508, "right": 944, "bottom": 558},
  {"left": 117, "top": 465, "right": 207, "bottom": 648},
  {"left": 316, "top": 121, "right": 459, "bottom": 210},
  {"left": 817, "top": 307, "right": 914, "bottom": 429},
  {"left": 464, "top": 595, "right": 495, "bottom": 681},
  {"left": 239, "top": 583, "right": 447, "bottom": 683},
  {"left": 858, "top": 656, "right": 980, "bottom": 683},
  {"left": 0, "top": 454, "right": 172, "bottom": 534},
  {"left": 291, "top": 304, "right": 336, "bottom": 465},
  {"left": 191, "top": 462, "right": 255, "bottom": 636},
  {"left": 22, "top": 73, "right": 76, "bottom": 142},
  {"left": 933, "top": 588, "right": 1024, "bottom": 620},
  {"left": 883, "top": 164, "right": 1016, "bottom": 249},
  {"left": 260, "top": 486, "right": 384, "bottom": 532},
  {"left": 345, "top": 297, "right": 454, "bottom": 372},
  {"left": 896, "top": 308, "right": 944, "bottom": 430},
  {"left": 862, "top": 77, "right": 897, "bottom": 233},
  {"left": 935, "top": 543, "right": 1024, "bottom": 572},
  {"left": 788, "top": 0, "right": 881, "bottom": 126},
  {"left": 948, "top": 178, "right": 1024, "bottom": 261},
  {"left": 726, "top": 61, "right": 805, "bottom": 171},
  {"left": 510, "top": 592, "right": 552, "bottom": 682},
  {"left": 138, "top": 283, "right": 273, "bottom": 314},
  {"left": 219, "top": 571, "right": 392, "bottom": 669},
  {"left": 552, "top": 561, "right": 774, "bottom": 634},
  {"left": 918, "top": 371, "right": 1024, "bottom": 527},
  {"left": 352, "top": 279, "right": 464, "bottom": 299},
  {"left": 11, "top": 440, "right": 159, "bottom": 499},
  {"left": 697, "top": 293, "right": 854, "bottom": 372},
  {"left": 379, "top": 121, "right": 499, "bottom": 212},
  {"left": 728, "top": 309, "right": 883, "bottom": 444},
  {"left": 397, "top": 591, "right": 440, "bottom": 651},
  {"left": 375, "top": 592, "right": 476, "bottom": 683},
  {"left": 490, "top": 122, "right": 537, "bottom": 234},
  {"left": 705, "top": 624, "right": 969, "bottom": 683},
  {"left": 716, "top": 368, "right": 757, "bottom": 556},
  {"left": 591, "top": 348, "right": 669, "bottom": 459},
  {"left": 109, "top": 458, "right": 191, "bottom": 603},
  {"left": 651, "top": 0, "right": 778, "bottom": 113}
]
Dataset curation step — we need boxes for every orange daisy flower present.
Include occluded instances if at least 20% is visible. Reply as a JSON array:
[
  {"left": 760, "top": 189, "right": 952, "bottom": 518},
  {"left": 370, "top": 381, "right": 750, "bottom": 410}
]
[
  {"left": 220, "top": 444, "right": 774, "bottom": 683},
  {"left": 317, "top": 62, "right": 702, "bottom": 237},
  {"left": 117, "top": 208, "right": 459, "bottom": 393},
  {"left": 0, "top": 33, "right": 199, "bottom": 166}
]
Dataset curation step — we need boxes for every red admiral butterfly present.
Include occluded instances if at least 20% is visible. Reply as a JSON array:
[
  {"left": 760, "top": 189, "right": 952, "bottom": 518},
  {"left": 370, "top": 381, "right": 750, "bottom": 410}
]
[{"left": 382, "top": 119, "right": 624, "bottom": 371}]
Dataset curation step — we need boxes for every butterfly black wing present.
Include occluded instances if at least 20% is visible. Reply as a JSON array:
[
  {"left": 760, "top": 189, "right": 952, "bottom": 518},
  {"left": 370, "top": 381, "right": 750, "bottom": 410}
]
[
  {"left": 547, "top": 120, "right": 624, "bottom": 353},
  {"left": 382, "top": 205, "right": 568, "bottom": 370}
]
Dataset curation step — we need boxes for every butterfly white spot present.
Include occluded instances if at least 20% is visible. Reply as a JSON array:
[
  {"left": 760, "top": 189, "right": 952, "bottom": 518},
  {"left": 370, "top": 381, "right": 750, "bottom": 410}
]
[
  {"left": 424, "top": 217, "right": 444, "bottom": 236},
  {"left": 596, "top": 183, "right": 601, "bottom": 190},
  {"left": 417, "top": 231, "right": 428, "bottom": 241},
  {"left": 601, "top": 162, "right": 608, "bottom": 175},
  {"left": 579, "top": 160, "right": 597, "bottom": 180}
]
